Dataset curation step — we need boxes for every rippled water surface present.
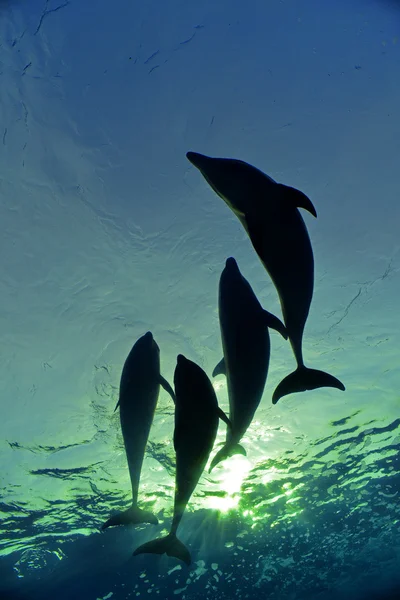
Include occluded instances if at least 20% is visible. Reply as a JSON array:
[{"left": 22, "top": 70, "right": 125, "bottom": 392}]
[
  {"left": 2, "top": 379, "right": 400, "bottom": 599},
  {"left": 1, "top": 0, "right": 400, "bottom": 599}
]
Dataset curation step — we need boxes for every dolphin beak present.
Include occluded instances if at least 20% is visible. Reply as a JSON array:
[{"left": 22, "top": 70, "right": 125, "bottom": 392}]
[
  {"left": 225, "top": 257, "right": 238, "bottom": 269},
  {"left": 177, "top": 354, "right": 187, "bottom": 365},
  {"left": 186, "top": 151, "right": 208, "bottom": 170}
]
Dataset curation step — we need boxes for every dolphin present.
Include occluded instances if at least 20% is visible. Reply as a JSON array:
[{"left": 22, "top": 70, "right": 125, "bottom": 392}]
[
  {"left": 102, "top": 331, "right": 175, "bottom": 530},
  {"left": 186, "top": 151, "right": 345, "bottom": 403},
  {"left": 210, "top": 257, "right": 287, "bottom": 471},
  {"left": 133, "top": 354, "right": 230, "bottom": 565}
]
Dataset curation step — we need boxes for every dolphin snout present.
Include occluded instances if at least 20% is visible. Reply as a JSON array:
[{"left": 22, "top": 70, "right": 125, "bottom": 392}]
[
  {"left": 225, "top": 257, "right": 238, "bottom": 269},
  {"left": 186, "top": 151, "right": 209, "bottom": 170}
]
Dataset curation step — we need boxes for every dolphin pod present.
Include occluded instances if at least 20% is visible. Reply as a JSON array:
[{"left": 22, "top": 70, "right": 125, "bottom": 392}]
[
  {"left": 102, "top": 332, "right": 175, "bottom": 530},
  {"left": 133, "top": 354, "right": 230, "bottom": 565},
  {"left": 210, "top": 257, "right": 287, "bottom": 471},
  {"left": 102, "top": 149, "right": 346, "bottom": 566},
  {"left": 186, "top": 151, "right": 345, "bottom": 403}
]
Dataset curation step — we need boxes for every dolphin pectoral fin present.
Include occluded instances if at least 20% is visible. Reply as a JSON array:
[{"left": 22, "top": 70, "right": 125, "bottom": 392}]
[
  {"left": 212, "top": 358, "right": 226, "bottom": 377},
  {"left": 209, "top": 443, "right": 247, "bottom": 472},
  {"left": 133, "top": 533, "right": 191, "bottom": 566},
  {"left": 159, "top": 375, "right": 176, "bottom": 403},
  {"left": 272, "top": 366, "right": 345, "bottom": 404},
  {"left": 278, "top": 184, "right": 317, "bottom": 218},
  {"left": 262, "top": 310, "right": 288, "bottom": 340},
  {"left": 101, "top": 506, "right": 158, "bottom": 530},
  {"left": 113, "top": 399, "right": 121, "bottom": 413},
  {"left": 217, "top": 407, "right": 232, "bottom": 430},
  {"left": 244, "top": 213, "right": 266, "bottom": 261}
]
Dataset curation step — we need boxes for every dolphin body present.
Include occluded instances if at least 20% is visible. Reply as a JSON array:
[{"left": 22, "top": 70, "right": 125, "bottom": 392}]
[
  {"left": 186, "top": 151, "right": 345, "bottom": 403},
  {"left": 210, "top": 257, "right": 287, "bottom": 471},
  {"left": 133, "top": 354, "right": 230, "bottom": 565},
  {"left": 102, "top": 331, "right": 175, "bottom": 530}
]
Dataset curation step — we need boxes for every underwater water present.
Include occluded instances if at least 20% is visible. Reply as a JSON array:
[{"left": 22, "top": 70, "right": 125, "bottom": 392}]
[{"left": 1, "top": 0, "right": 400, "bottom": 598}]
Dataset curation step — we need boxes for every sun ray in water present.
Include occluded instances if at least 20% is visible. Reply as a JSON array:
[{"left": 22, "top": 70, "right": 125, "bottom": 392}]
[{"left": 204, "top": 455, "right": 252, "bottom": 513}]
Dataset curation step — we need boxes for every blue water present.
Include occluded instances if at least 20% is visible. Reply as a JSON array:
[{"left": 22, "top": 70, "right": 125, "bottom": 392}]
[{"left": 1, "top": 1, "right": 399, "bottom": 599}]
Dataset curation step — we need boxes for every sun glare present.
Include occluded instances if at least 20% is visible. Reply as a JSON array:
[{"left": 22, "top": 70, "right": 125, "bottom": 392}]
[{"left": 204, "top": 455, "right": 251, "bottom": 513}]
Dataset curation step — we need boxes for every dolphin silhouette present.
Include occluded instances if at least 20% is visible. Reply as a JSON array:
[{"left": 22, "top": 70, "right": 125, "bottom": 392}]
[
  {"left": 210, "top": 257, "right": 287, "bottom": 471},
  {"left": 186, "top": 151, "right": 345, "bottom": 403},
  {"left": 102, "top": 331, "right": 175, "bottom": 530},
  {"left": 133, "top": 354, "right": 230, "bottom": 565}
]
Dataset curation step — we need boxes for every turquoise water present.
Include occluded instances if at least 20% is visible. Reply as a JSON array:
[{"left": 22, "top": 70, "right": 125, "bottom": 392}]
[
  {"left": 1, "top": 1, "right": 399, "bottom": 599},
  {"left": 3, "top": 408, "right": 400, "bottom": 599}
]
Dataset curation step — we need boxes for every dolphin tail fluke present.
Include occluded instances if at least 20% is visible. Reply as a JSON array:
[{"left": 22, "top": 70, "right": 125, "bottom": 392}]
[
  {"left": 133, "top": 533, "right": 191, "bottom": 566},
  {"left": 272, "top": 366, "right": 345, "bottom": 404},
  {"left": 209, "top": 442, "right": 246, "bottom": 473},
  {"left": 101, "top": 505, "right": 158, "bottom": 530}
]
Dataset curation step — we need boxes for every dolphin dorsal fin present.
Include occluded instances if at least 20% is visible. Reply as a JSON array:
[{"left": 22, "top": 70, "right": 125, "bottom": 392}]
[
  {"left": 159, "top": 375, "right": 176, "bottom": 404},
  {"left": 212, "top": 358, "right": 226, "bottom": 378},
  {"left": 262, "top": 310, "right": 288, "bottom": 340},
  {"left": 278, "top": 184, "right": 317, "bottom": 218},
  {"left": 217, "top": 407, "right": 232, "bottom": 430}
]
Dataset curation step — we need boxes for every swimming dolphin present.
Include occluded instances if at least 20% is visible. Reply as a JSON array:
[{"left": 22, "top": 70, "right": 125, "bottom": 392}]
[
  {"left": 210, "top": 257, "right": 287, "bottom": 471},
  {"left": 102, "top": 331, "right": 175, "bottom": 530},
  {"left": 133, "top": 354, "right": 230, "bottom": 565},
  {"left": 186, "top": 151, "right": 345, "bottom": 403}
]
